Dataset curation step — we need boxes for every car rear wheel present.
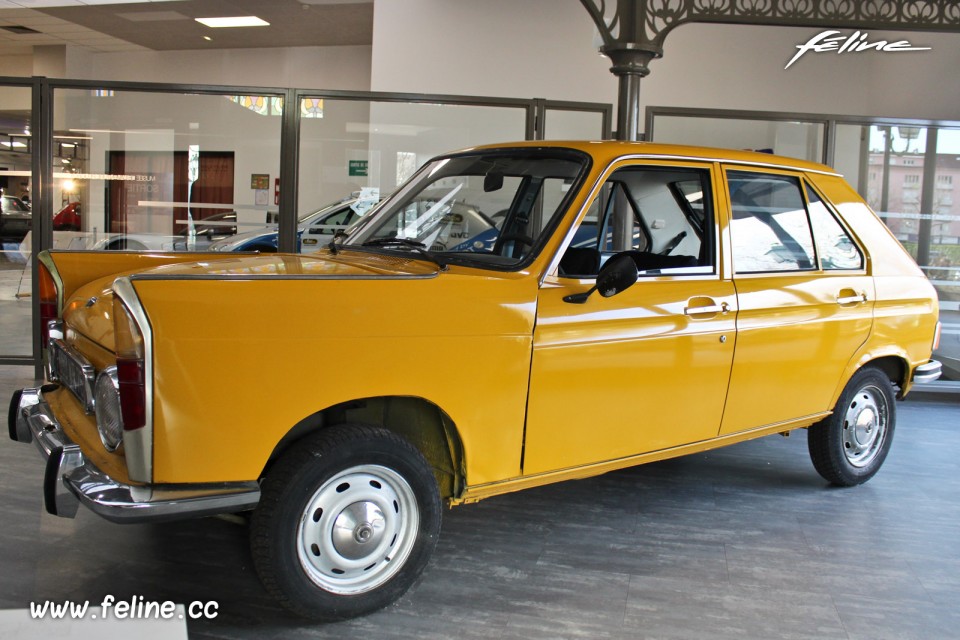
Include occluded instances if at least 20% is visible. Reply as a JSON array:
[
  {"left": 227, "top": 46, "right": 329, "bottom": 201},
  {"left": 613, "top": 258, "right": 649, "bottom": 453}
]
[
  {"left": 250, "top": 424, "right": 441, "bottom": 620},
  {"left": 807, "top": 367, "right": 896, "bottom": 486}
]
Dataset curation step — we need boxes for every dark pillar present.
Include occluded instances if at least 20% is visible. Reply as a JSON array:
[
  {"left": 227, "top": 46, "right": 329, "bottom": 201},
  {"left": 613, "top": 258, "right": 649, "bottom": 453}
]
[
  {"left": 600, "top": 45, "right": 659, "bottom": 142},
  {"left": 917, "top": 128, "right": 939, "bottom": 268},
  {"left": 599, "top": 45, "right": 658, "bottom": 250}
]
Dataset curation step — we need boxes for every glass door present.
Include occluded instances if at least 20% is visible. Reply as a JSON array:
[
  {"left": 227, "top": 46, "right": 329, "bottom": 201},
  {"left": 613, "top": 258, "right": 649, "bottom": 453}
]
[{"left": 0, "top": 81, "right": 33, "bottom": 360}]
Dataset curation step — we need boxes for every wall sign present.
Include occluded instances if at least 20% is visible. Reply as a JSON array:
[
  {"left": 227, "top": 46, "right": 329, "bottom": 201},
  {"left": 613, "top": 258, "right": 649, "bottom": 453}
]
[{"left": 348, "top": 160, "right": 368, "bottom": 177}]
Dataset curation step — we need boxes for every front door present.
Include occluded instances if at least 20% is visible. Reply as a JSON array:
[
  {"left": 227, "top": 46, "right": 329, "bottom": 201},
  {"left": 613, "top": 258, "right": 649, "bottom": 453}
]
[{"left": 523, "top": 161, "right": 737, "bottom": 475}]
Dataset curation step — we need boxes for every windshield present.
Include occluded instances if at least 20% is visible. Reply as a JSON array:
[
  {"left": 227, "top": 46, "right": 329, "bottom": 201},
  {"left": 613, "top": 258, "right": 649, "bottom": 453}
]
[
  {"left": 348, "top": 150, "right": 588, "bottom": 268},
  {"left": 299, "top": 200, "right": 349, "bottom": 224},
  {"left": 2, "top": 196, "right": 29, "bottom": 213}
]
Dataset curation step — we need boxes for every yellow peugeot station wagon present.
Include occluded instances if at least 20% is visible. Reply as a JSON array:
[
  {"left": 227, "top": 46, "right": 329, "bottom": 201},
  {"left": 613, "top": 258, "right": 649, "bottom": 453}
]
[{"left": 10, "top": 141, "right": 941, "bottom": 620}]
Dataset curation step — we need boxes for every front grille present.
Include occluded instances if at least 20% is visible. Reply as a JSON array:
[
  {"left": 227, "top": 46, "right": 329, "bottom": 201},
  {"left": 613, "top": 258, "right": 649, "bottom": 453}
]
[{"left": 49, "top": 339, "right": 96, "bottom": 413}]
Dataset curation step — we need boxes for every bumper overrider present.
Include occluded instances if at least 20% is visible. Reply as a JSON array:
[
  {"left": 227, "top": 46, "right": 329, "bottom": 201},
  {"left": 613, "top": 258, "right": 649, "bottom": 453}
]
[
  {"left": 8, "top": 387, "right": 260, "bottom": 523},
  {"left": 912, "top": 360, "right": 942, "bottom": 384}
]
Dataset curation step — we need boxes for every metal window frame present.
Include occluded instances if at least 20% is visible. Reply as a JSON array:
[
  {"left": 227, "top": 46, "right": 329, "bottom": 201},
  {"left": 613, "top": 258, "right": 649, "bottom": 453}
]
[{"left": 646, "top": 106, "right": 960, "bottom": 168}]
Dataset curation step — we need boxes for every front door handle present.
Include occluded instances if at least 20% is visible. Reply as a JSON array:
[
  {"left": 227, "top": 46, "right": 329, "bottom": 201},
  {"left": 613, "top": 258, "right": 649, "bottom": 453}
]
[
  {"left": 684, "top": 299, "right": 729, "bottom": 316},
  {"left": 836, "top": 289, "right": 867, "bottom": 305}
]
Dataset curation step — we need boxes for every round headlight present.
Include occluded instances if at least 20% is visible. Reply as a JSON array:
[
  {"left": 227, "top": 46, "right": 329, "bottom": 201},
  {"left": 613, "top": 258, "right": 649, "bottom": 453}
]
[{"left": 94, "top": 366, "right": 124, "bottom": 451}]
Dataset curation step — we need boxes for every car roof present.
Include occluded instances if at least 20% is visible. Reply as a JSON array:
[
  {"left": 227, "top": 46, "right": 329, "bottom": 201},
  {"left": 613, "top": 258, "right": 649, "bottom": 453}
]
[{"left": 462, "top": 140, "right": 841, "bottom": 176}]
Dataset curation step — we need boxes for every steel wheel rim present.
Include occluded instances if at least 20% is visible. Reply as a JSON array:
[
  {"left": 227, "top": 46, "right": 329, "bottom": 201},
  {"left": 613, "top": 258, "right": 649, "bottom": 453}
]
[
  {"left": 297, "top": 464, "right": 419, "bottom": 595},
  {"left": 841, "top": 384, "right": 888, "bottom": 468}
]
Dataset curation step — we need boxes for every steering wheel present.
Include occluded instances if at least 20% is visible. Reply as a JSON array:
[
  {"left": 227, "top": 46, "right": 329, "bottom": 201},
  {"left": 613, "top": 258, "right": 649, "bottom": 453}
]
[{"left": 659, "top": 231, "right": 687, "bottom": 255}]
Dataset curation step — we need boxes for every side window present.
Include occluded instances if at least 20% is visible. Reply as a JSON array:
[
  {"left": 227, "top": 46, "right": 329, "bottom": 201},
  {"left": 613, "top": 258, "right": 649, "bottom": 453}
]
[
  {"left": 560, "top": 166, "right": 713, "bottom": 278},
  {"left": 806, "top": 184, "right": 864, "bottom": 270},
  {"left": 596, "top": 182, "right": 649, "bottom": 252},
  {"left": 311, "top": 207, "right": 353, "bottom": 234},
  {"left": 728, "top": 171, "right": 816, "bottom": 273}
]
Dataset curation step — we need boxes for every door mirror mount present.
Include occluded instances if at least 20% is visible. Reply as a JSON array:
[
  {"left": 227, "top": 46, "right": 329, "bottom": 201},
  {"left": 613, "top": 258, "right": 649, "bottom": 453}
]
[{"left": 563, "top": 252, "right": 638, "bottom": 304}]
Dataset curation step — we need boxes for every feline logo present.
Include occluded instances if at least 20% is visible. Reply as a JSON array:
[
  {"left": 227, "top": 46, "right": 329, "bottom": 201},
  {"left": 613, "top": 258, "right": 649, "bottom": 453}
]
[{"left": 785, "top": 30, "right": 930, "bottom": 69}]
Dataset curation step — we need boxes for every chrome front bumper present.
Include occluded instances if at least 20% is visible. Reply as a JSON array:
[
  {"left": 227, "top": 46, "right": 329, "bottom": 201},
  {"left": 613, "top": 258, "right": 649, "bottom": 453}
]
[{"left": 8, "top": 387, "right": 260, "bottom": 523}]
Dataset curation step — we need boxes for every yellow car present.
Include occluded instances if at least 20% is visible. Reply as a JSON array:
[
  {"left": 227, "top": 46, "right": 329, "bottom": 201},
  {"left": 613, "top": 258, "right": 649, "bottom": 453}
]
[{"left": 9, "top": 141, "right": 941, "bottom": 620}]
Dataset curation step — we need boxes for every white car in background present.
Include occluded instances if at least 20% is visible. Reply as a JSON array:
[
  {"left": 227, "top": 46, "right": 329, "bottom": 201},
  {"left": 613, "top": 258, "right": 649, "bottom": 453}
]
[{"left": 209, "top": 192, "right": 381, "bottom": 253}]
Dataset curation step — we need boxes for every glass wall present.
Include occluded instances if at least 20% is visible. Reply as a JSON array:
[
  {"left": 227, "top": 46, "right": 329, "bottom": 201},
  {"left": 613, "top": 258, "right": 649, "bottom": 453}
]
[
  {"left": 543, "top": 106, "right": 611, "bottom": 141},
  {"left": 833, "top": 124, "right": 960, "bottom": 381},
  {"left": 650, "top": 113, "right": 824, "bottom": 162},
  {"left": 650, "top": 108, "right": 960, "bottom": 382},
  {"left": 0, "top": 78, "right": 611, "bottom": 365},
  {"left": 43, "top": 88, "right": 283, "bottom": 254},
  {"left": 0, "top": 82, "right": 33, "bottom": 358},
  {"left": 292, "top": 98, "right": 532, "bottom": 253}
]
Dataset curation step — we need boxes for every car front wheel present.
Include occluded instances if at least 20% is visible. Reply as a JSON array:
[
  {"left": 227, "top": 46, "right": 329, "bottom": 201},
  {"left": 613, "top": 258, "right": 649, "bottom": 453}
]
[
  {"left": 250, "top": 424, "right": 441, "bottom": 620},
  {"left": 807, "top": 367, "right": 896, "bottom": 486}
]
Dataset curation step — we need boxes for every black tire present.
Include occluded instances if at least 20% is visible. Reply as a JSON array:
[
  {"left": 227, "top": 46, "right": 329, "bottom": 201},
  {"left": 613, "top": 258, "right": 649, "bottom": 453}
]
[
  {"left": 250, "top": 424, "right": 441, "bottom": 621},
  {"left": 808, "top": 367, "right": 896, "bottom": 486},
  {"left": 109, "top": 239, "right": 147, "bottom": 251}
]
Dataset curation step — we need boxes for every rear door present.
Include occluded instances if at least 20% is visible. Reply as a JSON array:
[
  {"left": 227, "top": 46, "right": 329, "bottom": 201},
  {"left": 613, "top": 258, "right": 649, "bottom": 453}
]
[{"left": 719, "top": 168, "right": 874, "bottom": 435}]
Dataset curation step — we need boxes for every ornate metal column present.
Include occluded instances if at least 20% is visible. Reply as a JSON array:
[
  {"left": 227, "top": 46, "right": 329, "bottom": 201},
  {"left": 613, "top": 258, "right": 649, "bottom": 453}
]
[{"left": 581, "top": 1, "right": 663, "bottom": 140}]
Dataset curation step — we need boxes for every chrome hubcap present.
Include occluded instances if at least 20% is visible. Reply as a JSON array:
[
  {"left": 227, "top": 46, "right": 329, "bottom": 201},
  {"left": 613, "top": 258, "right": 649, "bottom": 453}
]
[
  {"left": 842, "top": 385, "right": 888, "bottom": 468},
  {"left": 297, "top": 465, "right": 418, "bottom": 595},
  {"left": 332, "top": 501, "right": 387, "bottom": 559}
]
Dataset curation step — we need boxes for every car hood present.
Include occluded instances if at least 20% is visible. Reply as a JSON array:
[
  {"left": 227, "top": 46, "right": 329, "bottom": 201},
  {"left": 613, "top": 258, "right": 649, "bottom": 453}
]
[
  {"left": 63, "top": 251, "right": 440, "bottom": 352},
  {"left": 136, "top": 251, "right": 439, "bottom": 278}
]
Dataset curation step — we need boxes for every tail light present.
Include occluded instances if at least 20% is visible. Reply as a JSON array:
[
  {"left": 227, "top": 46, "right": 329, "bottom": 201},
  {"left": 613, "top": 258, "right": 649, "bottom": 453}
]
[
  {"left": 113, "top": 295, "right": 146, "bottom": 432},
  {"left": 933, "top": 321, "right": 941, "bottom": 351},
  {"left": 38, "top": 261, "right": 59, "bottom": 347}
]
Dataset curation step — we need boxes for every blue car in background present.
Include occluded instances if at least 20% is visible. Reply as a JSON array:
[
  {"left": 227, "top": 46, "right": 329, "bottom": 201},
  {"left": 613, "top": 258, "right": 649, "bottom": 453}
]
[{"left": 210, "top": 194, "right": 380, "bottom": 253}]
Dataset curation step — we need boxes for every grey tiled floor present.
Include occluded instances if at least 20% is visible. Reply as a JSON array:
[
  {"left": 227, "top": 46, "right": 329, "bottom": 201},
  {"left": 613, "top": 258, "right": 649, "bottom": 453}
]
[{"left": 1, "top": 364, "right": 958, "bottom": 639}]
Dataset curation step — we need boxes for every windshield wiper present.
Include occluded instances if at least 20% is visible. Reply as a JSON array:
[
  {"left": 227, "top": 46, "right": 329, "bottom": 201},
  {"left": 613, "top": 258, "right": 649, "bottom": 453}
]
[{"left": 361, "top": 238, "right": 448, "bottom": 269}]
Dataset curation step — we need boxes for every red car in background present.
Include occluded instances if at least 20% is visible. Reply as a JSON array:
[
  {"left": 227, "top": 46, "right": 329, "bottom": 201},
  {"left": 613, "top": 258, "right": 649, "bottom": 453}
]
[{"left": 52, "top": 202, "right": 81, "bottom": 231}]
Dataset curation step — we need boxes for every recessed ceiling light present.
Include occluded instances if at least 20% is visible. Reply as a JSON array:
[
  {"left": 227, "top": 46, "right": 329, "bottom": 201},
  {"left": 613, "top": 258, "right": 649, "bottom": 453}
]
[
  {"left": 195, "top": 16, "right": 269, "bottom": 28},
  {"left": 203, "top": 36, "right": 212, "bottom": 41}
]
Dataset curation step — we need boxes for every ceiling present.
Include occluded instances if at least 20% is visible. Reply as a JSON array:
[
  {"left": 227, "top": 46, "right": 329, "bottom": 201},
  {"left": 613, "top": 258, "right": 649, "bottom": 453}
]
[{"left": 0, "top": 0, "right": 373, "bottom": 56}]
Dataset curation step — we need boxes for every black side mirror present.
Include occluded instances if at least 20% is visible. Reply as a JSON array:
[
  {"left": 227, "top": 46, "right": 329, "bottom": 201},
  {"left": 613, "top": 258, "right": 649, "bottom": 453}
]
[{"left": 563, "top": 252, "right": 638, "bottom": 304}]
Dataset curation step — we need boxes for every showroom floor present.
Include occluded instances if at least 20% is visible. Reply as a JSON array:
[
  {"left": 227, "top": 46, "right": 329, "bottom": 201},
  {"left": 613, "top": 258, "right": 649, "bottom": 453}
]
[{"left": 1, "top": 365, "right": 958, "bottom": 640}]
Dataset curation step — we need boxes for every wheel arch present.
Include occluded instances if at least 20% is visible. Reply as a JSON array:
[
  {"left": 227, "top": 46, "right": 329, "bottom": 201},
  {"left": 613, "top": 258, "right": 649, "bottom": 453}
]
[
  {"left": 834, "top": 352, "right": 909, "bottom": 406},
  {"left": 108, "top": 238, "right": 148, "bottom": 251},
  {"left": 863, "top": 355, "right": 907, "bottom": 391},
  {"left": 260, "top": 396, "right": 465, "bottom": 500}
]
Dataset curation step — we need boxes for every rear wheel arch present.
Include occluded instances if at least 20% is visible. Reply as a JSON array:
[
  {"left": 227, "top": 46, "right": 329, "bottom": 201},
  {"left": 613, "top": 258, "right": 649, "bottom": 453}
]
[
  {"left": 865, "top": 355, "right": 907, "bottom": 393},
  {"left": 833, "top": 353, "right": 908, "bottom": 405},
  {"left": 261, "top": 396, "right": 466, "bottom": 500},
  {"left": 108, "top": 238, "right": 148, "bottom": 251}
]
